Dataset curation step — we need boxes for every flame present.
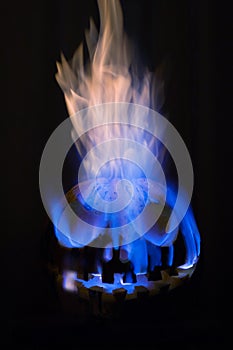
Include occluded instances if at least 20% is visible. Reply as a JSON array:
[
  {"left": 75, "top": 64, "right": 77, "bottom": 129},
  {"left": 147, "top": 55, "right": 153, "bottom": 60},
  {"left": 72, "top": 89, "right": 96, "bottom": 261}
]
[
  {"left": 56, "top": 0, "right": 163, "bottom": 115},
  {"left": 51, "top": 0, "right": 201, "bottom": 273},
  {"left": 55, "top": 0, "right": 166, "bottom": 182}
]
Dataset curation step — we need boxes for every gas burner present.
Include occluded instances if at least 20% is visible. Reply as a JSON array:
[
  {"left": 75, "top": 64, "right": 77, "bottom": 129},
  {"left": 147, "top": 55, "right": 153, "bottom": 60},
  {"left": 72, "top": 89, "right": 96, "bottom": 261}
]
[
  {"left": 40, "top": 0, "right": 201, "bottom": 319},
  {"left": 43, "top": 181, "right": 200, "bottom": 318}
]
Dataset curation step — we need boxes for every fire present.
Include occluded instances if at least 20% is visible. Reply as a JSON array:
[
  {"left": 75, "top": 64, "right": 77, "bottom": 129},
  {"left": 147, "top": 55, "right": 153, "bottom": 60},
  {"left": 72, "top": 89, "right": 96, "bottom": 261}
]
[
  {"left": 39, "top": 0, "right": 201, "bottom": 302},
  {"left": 56, "top": 0, "right": 159, "bottom": 114},
  {"left": 55, "top": 0, "right": 167, "bottom": 212}
]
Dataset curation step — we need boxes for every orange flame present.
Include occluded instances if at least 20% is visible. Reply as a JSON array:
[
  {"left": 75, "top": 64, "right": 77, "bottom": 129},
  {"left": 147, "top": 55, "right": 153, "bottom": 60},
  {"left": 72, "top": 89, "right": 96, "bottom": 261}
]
[{"left": 56, "top": 0, "right": 164, "bottom": 116}]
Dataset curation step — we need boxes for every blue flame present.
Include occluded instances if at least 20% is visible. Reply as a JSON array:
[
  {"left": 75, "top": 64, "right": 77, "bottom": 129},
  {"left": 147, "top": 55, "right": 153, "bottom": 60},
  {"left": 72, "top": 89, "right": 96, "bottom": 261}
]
[
  {"left": 54, "top": 172, "right": 201, "bottom": 294},
  {"left": 54, "top": 180, "right": 200, "bottom": 279},
  {"left": 45, "top": 104, "right": 200, "bottom": 279},
  {"left": 165, "top": 184, "right": 201, "bottom": 268}
]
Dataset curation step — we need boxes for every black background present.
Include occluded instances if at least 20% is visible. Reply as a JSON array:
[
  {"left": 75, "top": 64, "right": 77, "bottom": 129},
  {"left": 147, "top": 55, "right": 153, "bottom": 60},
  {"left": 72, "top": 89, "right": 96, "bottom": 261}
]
[{"left": 2, "top": 0, "right": 231, "bottom": 347}]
